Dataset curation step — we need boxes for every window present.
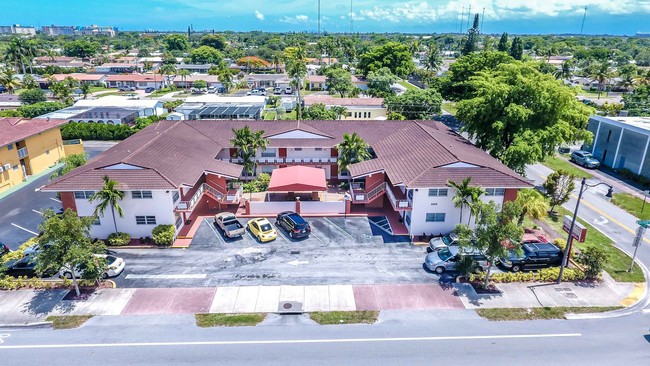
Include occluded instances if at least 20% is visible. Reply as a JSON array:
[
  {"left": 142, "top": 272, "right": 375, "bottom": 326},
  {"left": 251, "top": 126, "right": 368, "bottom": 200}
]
[
  {"left": 428, "top": 188, "right": 448, "bottom": 197},
  {"left": 407, "top": 190, "right": 413, "bottom": 200},
  {"left": 45, "top": 150, "right": 50, "bottom": 155},
  {"left": 405, "top": 213, "right": 411, "bottom": 226},
  {"left": 132, "top": 190, "right": 153, "bottom": 199},
  {"left": 261, "top": 149, "right": 276, "bottom": 157},
  {"left": 485, "top": 188, "right": 505, "bottom": 196},
  {"left": 7, "top": 144, "right": 14, "bottom": 150},
  {"left": 315, "top": 148, "right": 323, "bottom": 151},
  {"left": 135, "top": 216, "right": 156, "bottom": 225},
  {"left": 13, "top": 165, "right": 18, "bottom": 171},
  {"left": 74, "top": 191, "right": 94, "bottom": 199},
  {"left": 606, "top": 130, "right": 612, "bottom": 142},
  {"left": 426, "top": 213, "right": 446, "bottom": 222},
  {"left": 294, "top": 148, "right": 302, "bottom": 151},
  {"left": 172, "top": 191, "right": 180, "bottom": 203}
]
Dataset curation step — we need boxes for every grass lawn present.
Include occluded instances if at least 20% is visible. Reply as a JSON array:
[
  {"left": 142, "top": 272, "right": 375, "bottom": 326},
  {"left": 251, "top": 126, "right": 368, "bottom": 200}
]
[
  {"left": 264, "top": 110, "right": 277, "bottom": 120},
  {"left": 282, "top": 110, "right": 297, "bottom": 120},
  {"left": 94, "top": 92, "right": 122, "bottom": 98},
  {"left": 442, "top": 101, "right": 457, "bottom": 115},
  {"left": 89, "top": 86, "right": 114, "bottom": 93},
  {"left": 476, "top": 306, "right": 623, "bottom": 321},
  {"left": 310, "top": 311, "right": 379, "bottom": 325},
  {"left": 542, "top": 206, "right": 644, "bottom": 282},
  {"left": 611, "top": 193, "right": 650, "bottom": 220},
  {"left": 542, "top": 155, "right": 593, "bottom": 179},
  {"left": 150, "top": 88, "right": 177, "bottom": 97},
  {"left": 576, "top": 89, "right": 606, "bottom": 98},
  {"left": 398, "top": 80, "right": 419, "bottom": 91},
  {"left": 195, "top": 313, "right": 266, "bottom": 327},
  {"left": 46, "top": 315, "right": 94, "bottom": 329}
]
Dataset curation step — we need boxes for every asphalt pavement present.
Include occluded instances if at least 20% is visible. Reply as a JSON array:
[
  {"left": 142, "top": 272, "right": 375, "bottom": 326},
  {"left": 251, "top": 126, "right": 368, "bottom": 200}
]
[
  {"left": 0, "top": 141, "right": 115, "bottom": 249},
  {"left": 0, "top": 311, "right": 647, "bottom": 365}
]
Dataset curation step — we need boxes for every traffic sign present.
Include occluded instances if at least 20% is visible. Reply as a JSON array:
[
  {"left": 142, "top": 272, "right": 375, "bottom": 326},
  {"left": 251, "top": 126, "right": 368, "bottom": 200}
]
[
  {"left": 634, "top": 226, "right": 646, "bottom": 247},
  {"left": 637, "top": 220, "right": 650, "bottom": 229}
]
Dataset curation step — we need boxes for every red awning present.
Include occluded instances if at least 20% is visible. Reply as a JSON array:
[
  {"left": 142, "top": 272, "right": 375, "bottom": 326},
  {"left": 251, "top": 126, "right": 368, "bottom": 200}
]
[{"left": 267, "top": 166, "right": 327, "bottom": 192}]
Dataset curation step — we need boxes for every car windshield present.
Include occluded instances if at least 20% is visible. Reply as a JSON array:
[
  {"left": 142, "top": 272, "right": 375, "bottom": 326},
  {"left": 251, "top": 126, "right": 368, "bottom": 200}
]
[
  {"left": 507, "top": 250, "right": 526, "bottom": 260},
  {"left": 260, "top": 223, "right": 273, "bottom": 232},
  {"left": 442, "top": 235, "right": 453, "bottom": 245},
  {"left": 438, "top": 247, "right": 453, "bottom": 261},
  {"left": 106, "top": 256, "right": 117, "bottom": 265}
]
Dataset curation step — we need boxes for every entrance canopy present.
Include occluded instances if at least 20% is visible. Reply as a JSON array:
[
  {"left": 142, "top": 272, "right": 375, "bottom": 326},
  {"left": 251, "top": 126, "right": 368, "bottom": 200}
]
[{"left": 267, "top": 166, "right": 327, "bottom": 192}]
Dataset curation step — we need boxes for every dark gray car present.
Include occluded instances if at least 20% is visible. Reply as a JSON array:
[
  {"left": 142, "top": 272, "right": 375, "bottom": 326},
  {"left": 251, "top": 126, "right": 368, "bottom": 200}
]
[{"left": 424, "top": 246, "right": 489, "bottom": 274}]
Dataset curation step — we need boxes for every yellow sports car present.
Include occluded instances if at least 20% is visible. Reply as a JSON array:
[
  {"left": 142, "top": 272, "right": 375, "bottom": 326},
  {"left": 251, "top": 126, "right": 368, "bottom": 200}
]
[{"left": 247, "top": 218, "right": 277, "bottom": 242}]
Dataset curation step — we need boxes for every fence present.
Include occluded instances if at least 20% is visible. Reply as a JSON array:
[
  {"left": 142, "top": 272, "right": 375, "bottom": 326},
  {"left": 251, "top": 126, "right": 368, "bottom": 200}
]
[
  {"left": 300, "top": 201, "right": 345, "bottom": 214},
  {"left": 249, "top": 201, "right": 296, "bottom": 215}
]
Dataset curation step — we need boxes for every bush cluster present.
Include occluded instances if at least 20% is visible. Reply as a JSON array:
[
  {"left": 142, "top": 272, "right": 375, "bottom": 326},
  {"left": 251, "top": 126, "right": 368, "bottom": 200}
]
[
  {"left": 0, "top": 276, "right": 96, "bottom": 290},
  {"left": 106, "top": 232, "right": 131, "bottom": 246},
  {"left": 61, "top": 122, "right": 135, "bottom": 141},
  {"left": 469, "top": 267, "right": 586, "bottom": 283},
  {"left": 152, "top": 224, "right": 176, "bottom": 246}
]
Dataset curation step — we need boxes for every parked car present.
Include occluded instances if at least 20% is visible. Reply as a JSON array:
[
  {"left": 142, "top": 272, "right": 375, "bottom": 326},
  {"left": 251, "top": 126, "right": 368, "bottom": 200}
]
[
  {"left": 274, "top": 87, "right": 282, "bottom": 94},
  {"left": 23, "top": 242, "right": 51, "bottom": 256},
  {"left": 284, "top": 86, "right": 293, "bottom": 94},
  {"left": 276, "top": 211, "right": 311, "bottom": 239},
  {"left": 0, "top": 242, "right": 9, "bottom": 257},
  {"left": 124, "top": 93, "right": 140, "bottom": 99},
  {"left": 144, "top": 87, "right": 155, "bottom": 93},
  {"left": 499, "top": 242, "right": 563, "bottom": 272},
  {"left": 424, "top": 246, "right": 489, "bottom": 274},
  {"left": 3, "top": 257, "right": 55, "bottom": 278},
  {"left": 119, "top": 86, "right": 136, "bottom": 92},
  {"left": 58, "top": 254, "right": 125, "bottom": 279},
  {"left": 247, "top": 218, "right": 277, "bottom": 242},
  {"left": 570, "top": 150, "right": 600, "bottom": 168},
  {"left": 429, "top": 233, "right": 460, "bottom": 251},
  {"left": 247, "top": 89, "right": 266, "bottom": 96},
  {"left": 214, "top": 212, "right": 245, "bottom": 238}
]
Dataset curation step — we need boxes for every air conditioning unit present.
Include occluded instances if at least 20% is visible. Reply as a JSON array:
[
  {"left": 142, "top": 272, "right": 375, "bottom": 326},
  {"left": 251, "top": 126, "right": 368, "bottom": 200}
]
[{"left": 3, "top": 164, "right": 10, "bottom": 171}]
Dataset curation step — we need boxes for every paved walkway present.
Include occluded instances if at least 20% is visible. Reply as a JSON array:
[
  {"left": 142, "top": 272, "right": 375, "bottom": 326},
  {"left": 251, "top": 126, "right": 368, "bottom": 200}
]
[{"left": 0, "top": 279, "right": 639, "bottom": 325}]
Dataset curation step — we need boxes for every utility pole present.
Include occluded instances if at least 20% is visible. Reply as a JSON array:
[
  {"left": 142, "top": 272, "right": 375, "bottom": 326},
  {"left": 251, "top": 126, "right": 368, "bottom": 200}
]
[
  {"left": 481, "top": 7, "right": 485, "bottom": 33},
  {"left": 318, "top": 0, "right": 321, "bottom": 35},
  {"left": 466, "top": 5, "right": 472, "bottom": 32},
  {"left": 350, "top": 0, "right": 354, "bottom": 34},
  {"left": 459, "top": 6, "right": 464, "bottom": 34},
  {"left": 580, "top": 7, "right": 588, "bottom": 34}
]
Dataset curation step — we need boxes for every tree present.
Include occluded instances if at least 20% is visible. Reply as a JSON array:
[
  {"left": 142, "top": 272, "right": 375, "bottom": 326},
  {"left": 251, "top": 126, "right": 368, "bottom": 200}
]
[
  {"left": 514, "top": 189, "right": 549, "bottom": 226},
  {"left": 303, "top": 103, "right": 337, "bottom": 120},
  {"left": 457, "top": 62, "right": 593, "bottom": 174},
  {"left": 337, "top": 133, "right": 371, "bottom": 174},
  {"left": 423, "top": 44, "right": 443, "bottom": 72},
  {"left": 458, "top": 201, "right": 524, "bottom": 288},
  {"left": 49, "top": 78, "right": 76, "bottom": 104},
  {"left": 385, "top": 88, "right": 442, "bottom": 120},
  {"left": 601, "top": 101, "right": 624, "bottom": 117},
  {"left": 236, "top": 56, "right": 271, "bottom": 71},
  {"left": 325, "top": 68, "right": 356, "bottom": 97},
  {"left": 159, "top": 63, "right": 177, "bottom": 88},
  {"left": 357, "top": 42, "right": 415, "bottom": 78},
  {"left": 63, "top": 40, "right": 100, "bottom": 58},
  {"left": 3, "top": 37, "right": 35, "bottom": 74},
  {"left": 192, "top": 79, "right": 208, "bottom": 90},
  {"left": 21, "top": 74, "right": 39, "bottom": 89},
  {"left": 249, "top": 129, "right": 269, "bottom": 197},
  {"left": 554, "top": 60, "right": 574, "bottom": 80},
  {"left": 199, "top": 34, "right": 227, "bottom": 51},
  {"left": 461, "top": 14, "right": 481, "bottom": 56},
  {"left": 190, "top": 46, "right": 223, "bottom": 65},
  {"left": 0, "top": 68, "right": 21, "bottom": 94},
  {"left": 217, "top": 66, "right": 233, "bottom": 93},
  {"left": 447, "top": 178, "right": 474, "bottom": 224},
  {"left": 509, "top": 37, "right": 524, "bottom": 60},
  {"left": 367, "top": 67, "right": 399, "bottom": 98},
  {"left": 543, "top": 170, "right": 575, "bottom": 215},
  {"left": 497, "top": 33, "right": 509, "bottom": 52},
  {"left": 577, "top": 246, "right": 607, "bottom": 280},
  {"left": 623, "top": 85, "right": 650, "bottom": 117},
  {"left": 79, "top": 83, "right": 92, "bottom": 99},
  {"left": 331, "top": 106, "right": 348, "bottom": 120},
  {"left": 285, "top": 56, "right": 307, "bottom": 119},
  {"left": 177, "top": 69, "right": 191, "bottom": 89},
  {"left": 89, "top": 176, "right": 125, "bottom": 234},
  {"left": 466, "top": 186, "right": 486, "bottom": 225},
  {"left": 441, "top": 51, "right": 514, "bottom": 101},
  {"left": 387, "top": 111, "right": 406, "bottom": 120},
  {"left": 19, "top": 88, "right": 47, "bottom": 105},
  {"left": 231, "top": 126, "right": 255, "bottom": 182},
  {"left": 164, "top": 34, "right": 189, "bottom": 52},
  {"left": 36, "top": 209, "right": 107, "bottom": 296},
  {"left": 51, "top": 153, "right": 88, "bottom": 179},
  {"left": 589, "top": 62, "right": 614, "bottom": 99},
  {"left": 17, "top": 101, "right": 66, "bottom": 118}
]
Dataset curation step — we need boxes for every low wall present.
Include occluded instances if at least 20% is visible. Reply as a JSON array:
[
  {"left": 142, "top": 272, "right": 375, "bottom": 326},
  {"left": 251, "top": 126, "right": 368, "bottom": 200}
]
[
  {"left": 249, "top": 201, "right": 296, "bottom": 215},
  {"left": 301, "top": 201, "right": 345, "bottom": 214},
  {"left": 63, "top": 140, "right": 85, "bottom": 156}
]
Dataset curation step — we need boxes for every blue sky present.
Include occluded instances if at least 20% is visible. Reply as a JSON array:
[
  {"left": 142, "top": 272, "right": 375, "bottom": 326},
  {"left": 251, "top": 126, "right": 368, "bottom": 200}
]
[{"left": 3, "top": 0, "right": 650, "bottom": 35}]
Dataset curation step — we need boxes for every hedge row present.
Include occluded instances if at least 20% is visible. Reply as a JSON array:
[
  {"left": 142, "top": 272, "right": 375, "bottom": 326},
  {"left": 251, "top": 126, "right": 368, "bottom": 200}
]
[
  {"left": 469, "top": 267, "right": 587, "bottom": 283},
  {"left": 61, "top": 122, "right": 135, "bottom": 141}
]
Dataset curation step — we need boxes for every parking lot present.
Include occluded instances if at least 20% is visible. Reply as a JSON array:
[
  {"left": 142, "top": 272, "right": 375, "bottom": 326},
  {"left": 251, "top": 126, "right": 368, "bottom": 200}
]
[{"left": 112, "top": 216, "right": 445, "bottom": 288}]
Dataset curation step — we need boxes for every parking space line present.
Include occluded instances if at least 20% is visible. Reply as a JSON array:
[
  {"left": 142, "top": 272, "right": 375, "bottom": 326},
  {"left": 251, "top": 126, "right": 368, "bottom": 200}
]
[
  {"left": 203, "top": 218, "right": 226, "bottom": 245},
  {"left": 274, "top": 228, "right": 292, "bottom": 244},
  {"left": 246, "top": 229, "right": 258, "bottom": 243},
  {"left": 49, "top": 197, "right": 62, "bottom": 203},
  {"left": 10, "top": 223, "right": 39, "bottom": 236},
  {"left": 322, "top": 218, "right": 357, "bottom": 241},
  {"left": 32, "top": 209, "right": 43, "bottom": 215},
  {"left": 309, "top": 230, "right": 326, "bottom": 244}
]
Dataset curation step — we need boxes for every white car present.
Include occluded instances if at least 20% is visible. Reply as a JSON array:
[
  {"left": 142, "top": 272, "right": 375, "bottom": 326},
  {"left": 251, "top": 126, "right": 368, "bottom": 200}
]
[{"left": 59, "top": 254, "right": 125, "bottom": 279}]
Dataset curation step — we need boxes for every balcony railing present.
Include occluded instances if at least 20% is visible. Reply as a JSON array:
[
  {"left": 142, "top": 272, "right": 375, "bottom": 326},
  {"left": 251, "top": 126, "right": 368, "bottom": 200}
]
[
  {"left": 175, "top": 183, "right": 243, "bottom": 211},
  {"left": 386, "top": 185, "right": 412, "bottom": 210},
  {"left": 17, "top": 147, "right": 28, "bottom": 159},
  {"left": 221, "top": 157, "right": 337, "bottom": 164},
  {"left": 351, "top": 182, "right": 386, "bottom": 203},
  {"left": 63, "top": 139, "right": 82, "bottom": 145}
]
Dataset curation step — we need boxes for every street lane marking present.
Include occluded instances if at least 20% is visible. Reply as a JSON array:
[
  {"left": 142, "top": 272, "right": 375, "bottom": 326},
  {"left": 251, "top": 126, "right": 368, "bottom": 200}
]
[
  {"left": 10, "top": 223, "right": 39, "bottom": 236},
  {"left": 125, "top": 274, "right": 207, "bottom": 279},
  {"left": 31, "top": 209, "right": 43, "bottom": 215},
  {"left": 0, "top": 333, "right": 582, "bottom": 350},
  {"left": 49, "top": 198, "right": 61, "bottom": 203}
]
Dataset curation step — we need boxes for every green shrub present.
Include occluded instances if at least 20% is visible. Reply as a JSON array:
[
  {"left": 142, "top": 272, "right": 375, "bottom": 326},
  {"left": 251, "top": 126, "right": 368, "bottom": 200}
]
[
  {"left": 107, "top": 232, "right": 131, "bottom": 246},
  {"left": 469, "top": 266, "right": 586, "bottom": 283},
  {"left": 18, "top": 101, "right": 67, "bottom": 118},
  {"left": 577, "top": 246, "right": 607, "bottom": 280},
  {"left": 152, "top": 224, "right": 175, "bottom": 246},
  {"left": 61, "top": 122, "right": 136, "bottom": 141}
]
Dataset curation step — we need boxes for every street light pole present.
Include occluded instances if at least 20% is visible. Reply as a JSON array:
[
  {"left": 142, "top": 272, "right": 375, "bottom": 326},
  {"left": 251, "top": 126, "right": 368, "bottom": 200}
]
[{"left": 557, "top": 178, "right": 613, "bottom": 284}]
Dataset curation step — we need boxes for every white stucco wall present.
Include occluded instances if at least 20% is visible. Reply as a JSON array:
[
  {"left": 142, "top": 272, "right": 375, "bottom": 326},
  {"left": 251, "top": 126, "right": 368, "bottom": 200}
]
[{"left": 74, "top": 190, "right": 176, "bottom": 239}]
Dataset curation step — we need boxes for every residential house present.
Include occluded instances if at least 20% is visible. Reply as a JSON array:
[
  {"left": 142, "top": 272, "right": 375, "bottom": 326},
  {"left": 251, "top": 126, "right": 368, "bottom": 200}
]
[
  {"left": 41, "top": 120, "right": 531, "bottom": 240},
  {"left": 0, "top": 94, "right": 21, "bottom": 111},
  {"left": 303, "top": 96, "right": 386, "bottom": 120},
  {"left": 39, "top": 96, "right": 165, "bottom": 122},
  {"left": 307, "top": 75, "right": 368, "bottom": 91},
  {"left": 104, "top": 74, "right": 163, "bottom": 90},
  {"left": 176, "top": 95, "right": 266, "bottom": 120},
  {"left": 245, "top": 74, "right": 291, "bottom": 89},
  {"left": 50, "top": 73, "right": 108, "bottom": 85},
  {"left": 1, "top": 118, "right": 84, "bottom": 194},
  {"left": 95, "top": 63, "right": 142, "bottom": 74}
]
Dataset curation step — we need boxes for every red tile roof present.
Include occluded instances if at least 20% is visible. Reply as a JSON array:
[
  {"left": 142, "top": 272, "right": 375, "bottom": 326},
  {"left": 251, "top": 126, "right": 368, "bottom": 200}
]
[
  {"left": 51, "top": 73, "right": 106, "bottom": 82},
  {"left": 304, "top": 95, "right": 384, "bottom": 107},
  {"left": 41, "top": 119, "right": 531, "bottom": 192},
  {"left": 0, "top": 118, "right": 68, "bottom": 146}
]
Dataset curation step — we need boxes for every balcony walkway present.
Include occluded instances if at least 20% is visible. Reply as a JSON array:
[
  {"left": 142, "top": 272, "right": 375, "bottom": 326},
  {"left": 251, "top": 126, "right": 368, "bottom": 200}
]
[{"left": 350, "top": 196, "right": 409, "bottom": 236}]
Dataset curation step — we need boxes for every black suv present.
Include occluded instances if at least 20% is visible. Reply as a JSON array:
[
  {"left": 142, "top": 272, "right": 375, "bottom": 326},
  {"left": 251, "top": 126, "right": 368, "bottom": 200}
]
[
  {"left": 276, "top": 211, "right": 311, "bottom": 239},
  {"left": 499, "top": 243, "right": 563, "bottom": 272}
]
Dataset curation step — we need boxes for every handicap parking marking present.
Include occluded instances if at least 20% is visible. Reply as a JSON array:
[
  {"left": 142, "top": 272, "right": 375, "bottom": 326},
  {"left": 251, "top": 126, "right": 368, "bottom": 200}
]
[
  {"left": 203, "top": 218, "right": 226, "bottom": 245},
  {"left": 322, "top": 217, "right": 357, "bottom": 241}
]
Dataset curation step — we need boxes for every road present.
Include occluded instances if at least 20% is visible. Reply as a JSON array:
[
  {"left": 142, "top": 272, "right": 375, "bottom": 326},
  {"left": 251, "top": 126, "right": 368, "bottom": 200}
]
[
  {"left": 0, "top": 311, "right": 648, "bottom": 365},
  {"left": 0, "top": 141, "right": 115, "bottom": 249}
]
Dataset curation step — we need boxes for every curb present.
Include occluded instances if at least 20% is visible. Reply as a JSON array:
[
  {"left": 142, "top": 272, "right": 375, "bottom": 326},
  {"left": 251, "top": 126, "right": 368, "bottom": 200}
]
[
  {"left": 0, "top": 321, "right": 52, "bottom": 329},
  {"left": 620, "top": 282, "right": 647, "bottom": 307}
]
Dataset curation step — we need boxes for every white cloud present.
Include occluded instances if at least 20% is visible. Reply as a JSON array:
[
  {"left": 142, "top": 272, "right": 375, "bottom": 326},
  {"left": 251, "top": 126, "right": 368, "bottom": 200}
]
[
  {"left": 255, "top": 10, "right": 265, "bottom": 21},
  {"left": 280, "top": 14, "right": 310, "bottom": 24}
]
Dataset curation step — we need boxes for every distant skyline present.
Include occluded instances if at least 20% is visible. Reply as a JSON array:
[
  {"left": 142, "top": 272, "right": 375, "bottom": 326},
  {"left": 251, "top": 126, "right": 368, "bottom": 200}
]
[{"left": 2, "top": 0, "right": 650, "bottom": 35}]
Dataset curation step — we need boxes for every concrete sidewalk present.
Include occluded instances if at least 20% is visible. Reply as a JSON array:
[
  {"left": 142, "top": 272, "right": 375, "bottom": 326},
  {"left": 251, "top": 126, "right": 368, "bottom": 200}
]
[{"left": 0, "top": 279, "right": 640, "bottom": 325}]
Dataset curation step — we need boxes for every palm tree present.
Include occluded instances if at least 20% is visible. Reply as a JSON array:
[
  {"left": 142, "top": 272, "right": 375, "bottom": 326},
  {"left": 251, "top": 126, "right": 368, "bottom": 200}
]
[
  {"left": 21, "top": 74, "right": 38, "bottom": 89},
  {"left": 286, "top": 58, "right": 307, "bottom": 119},
  {"left": 466, "top": 186, "right": 486, "bottom": 225},
  {"left": 337, "top": 133, "right": 371, "bottom": 174},
  {"left": 554, "top": 60, "right": 574, "bottom": 81},
  {"left": 89, "top": 176, "right": 125, "bottom": 234},
  {"left": 0, "top": 68, "right": 22, "bottom": 94},
  {"left": 424, "top": 44, "right": 443, "bottom": 72},
  {"left": 515, "top": 189, "right": 549, "bottom": 226},
  {"left": 589, "top": 62, "right": 615, "bottom": 99},
  {"left": 272, "top": 53, "right": 282, "bottom": 73},
  {"left": 217, "top": 66, "right": 233, "bottom": 93},
  {"left": 446, "top": 178, "right": 473, "bottom": 224},
  {"left": 633, "top": 70, "right": 650, "bottom": 87},
  {"left": 3, "top": 38, "right": 29, "bottom": 74},
  {"left": 231, "top": 126, "right": 255, "bottom": 182},
  {"left": 178, "top": 69, "right": 191, "bottom": 90},
  {"left": 159, "top": 63, "right": 177, "bottom": 88},
  {"left": 331, "top": 106, "right": 348, "bottom": 120},
  {"left": 249, "top": 130, "right": 269, "bottom": 198}
]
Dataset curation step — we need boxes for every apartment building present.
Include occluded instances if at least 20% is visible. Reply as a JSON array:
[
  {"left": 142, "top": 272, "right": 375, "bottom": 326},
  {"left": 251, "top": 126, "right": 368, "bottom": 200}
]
[{"left": 303, "top": 95, "right": 387, "bottom": 120}]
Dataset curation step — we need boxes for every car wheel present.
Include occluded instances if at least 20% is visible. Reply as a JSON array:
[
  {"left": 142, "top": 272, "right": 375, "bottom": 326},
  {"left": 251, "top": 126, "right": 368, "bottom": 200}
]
[
  {"left": 102, "top": 272, "right": 109, "bottom": 279},
  {"left": 435, "top": 266, "right": 445, "bottom": 274},
  {"left": 512, "top": 264, "right": 522, "bottom": 272},
  {"left": 473, "top": 266, "right": 483, "bottom": 273},
  {"left": 63, "top": 272, "right": 73, "bottom": 279},
  {"left": 289, "top": 231, "right": 294, "bottom": 238},
  {"left": 257, "top": 234, "right": 262, "bottom": 242}
]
